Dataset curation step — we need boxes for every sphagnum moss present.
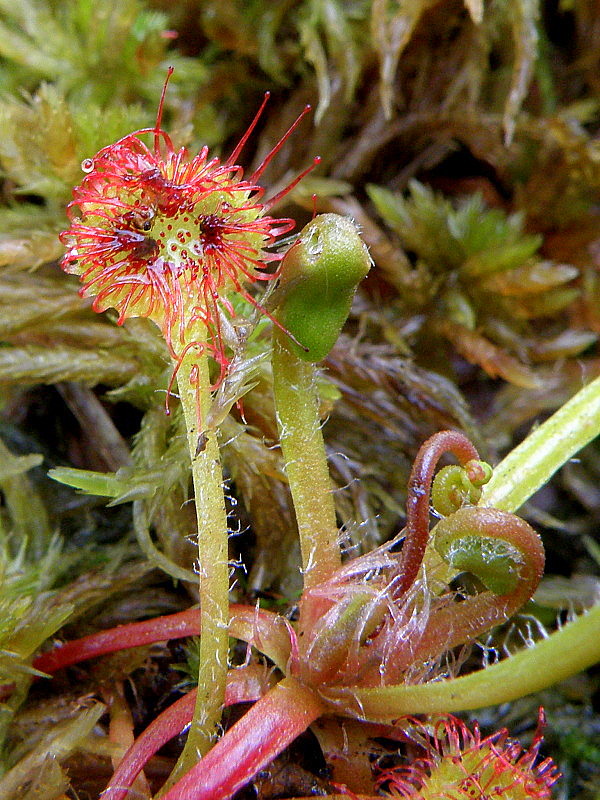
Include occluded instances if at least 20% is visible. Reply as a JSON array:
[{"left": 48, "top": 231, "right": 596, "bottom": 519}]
[{"left": 0, "top": 1, "right": 598, "bottom": 798}]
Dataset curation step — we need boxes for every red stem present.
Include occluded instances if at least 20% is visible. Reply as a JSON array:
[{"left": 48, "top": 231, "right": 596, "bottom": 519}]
[
  {"left": 159, "top": 676, "right": 325, "bottom": 800},
  {"left": 33, "top": 608, "right": 200, "bottom": 675},
  {"left": 398, "top": 430, "right": 480, "bottom": 597},
  {"left": 103, "top": 664, "right": 269, "bottom": 800},
  {"left": 32, "top": 604, "right": 290, "bottom": 676}
]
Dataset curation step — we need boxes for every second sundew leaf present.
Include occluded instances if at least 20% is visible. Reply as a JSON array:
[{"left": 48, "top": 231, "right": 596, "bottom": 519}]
[{"left": 430, "top": 461, "right": 492, "bottom": 516}]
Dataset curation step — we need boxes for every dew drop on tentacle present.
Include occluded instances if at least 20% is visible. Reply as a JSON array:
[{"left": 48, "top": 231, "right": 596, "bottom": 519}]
[{"left": 60, "top": 68, "right": 318, "bottom": 416}]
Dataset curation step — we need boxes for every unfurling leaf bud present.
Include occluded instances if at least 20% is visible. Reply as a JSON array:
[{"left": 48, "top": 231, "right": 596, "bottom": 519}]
[
  {"left": 431, "top": 459, "right": 493, "bottom": 516},
  {"left": 275, "top": 214, "right": 372, "bottom": 362},
  {"left": 432, "top": 506, "right": 543, "bottom": 596}
]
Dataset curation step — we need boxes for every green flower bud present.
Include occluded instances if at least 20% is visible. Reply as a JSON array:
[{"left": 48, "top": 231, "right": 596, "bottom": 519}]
[{"left": 275, "top": 214, "right": 372, "bottom": 362}]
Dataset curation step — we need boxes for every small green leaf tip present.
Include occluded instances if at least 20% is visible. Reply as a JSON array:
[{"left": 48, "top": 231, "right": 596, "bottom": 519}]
[
  {"left": 275, "top": 213, "right": 372, "bottom": 362},
  {"left": 48, "top": 467, "right": 123, "bottom": 498}
]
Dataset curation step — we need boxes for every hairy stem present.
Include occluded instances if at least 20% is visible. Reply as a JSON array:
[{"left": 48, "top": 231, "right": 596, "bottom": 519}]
[
  {"left": 169, "top": 345, "right": 229, "bottom": 775},
  {"left": 272, "top": 329, "right": 340, "bottom": 588},
  {"left": 398, "top": 430, "right": 480, "bottom": 596}
]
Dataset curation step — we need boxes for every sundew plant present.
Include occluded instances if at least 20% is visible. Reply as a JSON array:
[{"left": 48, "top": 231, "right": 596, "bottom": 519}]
[
  {"left": 0, "top": 2, "right": 599, "bottom": 799},
  {"left": 59, "top": 67, "right": 326, "bottom": 774}
]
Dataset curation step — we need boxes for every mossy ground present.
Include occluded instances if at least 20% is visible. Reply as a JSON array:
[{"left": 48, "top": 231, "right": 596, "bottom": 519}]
[{"left": 0, "top": 1, "right": 598, "bottom": 798}]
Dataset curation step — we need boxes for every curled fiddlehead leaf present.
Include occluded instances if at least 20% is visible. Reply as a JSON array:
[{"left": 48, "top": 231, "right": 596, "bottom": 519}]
[
  {"left": 433, "top": 506, "right": 543, "bottom": 596},
  {"left": 431, "top": 460, "right": 493, "bottom": 517},
  {"left": 398, "top": 430, "right": 483, "bottom": 597},
  {"left": 407, "top": 505, "right": 545, "bottom": 663}
]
